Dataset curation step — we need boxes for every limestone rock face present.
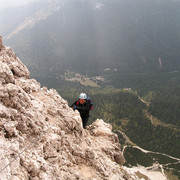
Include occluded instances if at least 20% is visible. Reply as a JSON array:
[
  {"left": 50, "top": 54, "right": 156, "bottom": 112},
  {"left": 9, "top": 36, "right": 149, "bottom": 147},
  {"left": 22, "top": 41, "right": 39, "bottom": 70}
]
[
  {"left": 0, "top": 35, "right": 3, "bottom": 50},
  {"left": 0, "top": 36, "right": 139, "bottom": 180}
]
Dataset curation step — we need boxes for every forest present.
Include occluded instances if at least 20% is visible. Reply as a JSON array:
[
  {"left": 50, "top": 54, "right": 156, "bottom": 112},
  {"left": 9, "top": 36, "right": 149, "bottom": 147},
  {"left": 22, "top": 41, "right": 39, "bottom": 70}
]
[
  {"left": 147, "top": 86, "right": 180, "bottom": 126},
  {"left": 57, "top": 83, "right": 180, "bottom": 159}
]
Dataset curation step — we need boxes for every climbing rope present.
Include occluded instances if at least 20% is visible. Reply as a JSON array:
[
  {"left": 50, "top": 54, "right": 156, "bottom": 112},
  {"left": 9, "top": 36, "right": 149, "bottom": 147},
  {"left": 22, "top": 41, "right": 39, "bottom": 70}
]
[{"left": 0, "top": 121, "right": 56, "bottom": 174}]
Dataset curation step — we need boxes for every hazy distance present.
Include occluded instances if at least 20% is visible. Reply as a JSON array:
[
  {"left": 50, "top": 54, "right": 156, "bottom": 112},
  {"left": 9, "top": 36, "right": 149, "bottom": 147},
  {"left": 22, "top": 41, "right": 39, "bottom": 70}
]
[{"left": 0, "top": 0, "right": 36, "bottom": 8}]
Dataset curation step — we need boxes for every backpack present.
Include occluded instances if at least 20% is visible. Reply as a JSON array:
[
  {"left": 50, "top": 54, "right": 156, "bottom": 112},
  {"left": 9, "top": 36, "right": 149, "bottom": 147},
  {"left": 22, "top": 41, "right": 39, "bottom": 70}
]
[{"left": 86, "top": 97, "right": 93, "bottom": 110}]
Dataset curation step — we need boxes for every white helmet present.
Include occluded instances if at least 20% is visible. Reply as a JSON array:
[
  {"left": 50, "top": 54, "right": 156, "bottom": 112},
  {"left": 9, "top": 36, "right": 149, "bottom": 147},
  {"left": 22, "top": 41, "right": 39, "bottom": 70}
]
[{"left": 79, "top": 93, "right": 87, "bottom": 99}]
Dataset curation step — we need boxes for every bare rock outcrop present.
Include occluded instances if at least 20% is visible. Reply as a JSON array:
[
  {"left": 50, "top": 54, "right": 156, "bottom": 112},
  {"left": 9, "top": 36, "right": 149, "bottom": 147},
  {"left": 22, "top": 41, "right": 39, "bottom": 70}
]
[
  {"left": 0, "top": 36, "right": 4, "bottom": 50},
  {"left": 0, "top": 36, "right": 139, "bottom": 180}
]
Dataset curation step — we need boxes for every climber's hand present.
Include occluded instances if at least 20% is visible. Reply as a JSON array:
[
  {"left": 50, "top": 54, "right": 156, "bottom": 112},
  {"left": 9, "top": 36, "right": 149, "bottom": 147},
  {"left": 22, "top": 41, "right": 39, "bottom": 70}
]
[{"left": 72, "top": 105, "right": 77, "bottom": 110}]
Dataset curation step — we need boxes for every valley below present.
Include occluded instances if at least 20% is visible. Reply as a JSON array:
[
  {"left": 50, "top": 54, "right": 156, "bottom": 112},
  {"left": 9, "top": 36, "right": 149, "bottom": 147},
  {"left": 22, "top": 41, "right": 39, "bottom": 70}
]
[{"left": 116, "top": 130, "right": 180, "bottom": 180}]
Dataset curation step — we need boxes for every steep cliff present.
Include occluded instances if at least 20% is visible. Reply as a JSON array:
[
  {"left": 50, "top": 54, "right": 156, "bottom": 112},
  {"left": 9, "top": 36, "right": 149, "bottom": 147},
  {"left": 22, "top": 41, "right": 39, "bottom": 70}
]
[{"left": 0, "top": 35, "right": 139, "bottom": 180}]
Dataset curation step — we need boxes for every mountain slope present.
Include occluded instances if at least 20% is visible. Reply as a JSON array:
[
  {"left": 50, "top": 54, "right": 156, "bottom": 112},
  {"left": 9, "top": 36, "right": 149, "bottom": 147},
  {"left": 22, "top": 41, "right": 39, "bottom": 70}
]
[
  {"left": 2, "top": 0, "right": 180, "bottom": 80},
  {"left": 0, "top": 35, "right": 141, "bottom": 179}
]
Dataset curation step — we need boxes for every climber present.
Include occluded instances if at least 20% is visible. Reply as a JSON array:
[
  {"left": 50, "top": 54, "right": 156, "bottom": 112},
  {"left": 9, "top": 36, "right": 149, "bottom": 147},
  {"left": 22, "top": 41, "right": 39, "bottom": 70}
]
[{"left": 71, "top": 93, "right": 93, "bottom": 129}]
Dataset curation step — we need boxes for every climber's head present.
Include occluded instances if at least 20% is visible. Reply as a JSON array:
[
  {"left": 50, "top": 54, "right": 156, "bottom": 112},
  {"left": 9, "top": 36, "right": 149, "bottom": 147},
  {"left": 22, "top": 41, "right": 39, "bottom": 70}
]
[{"left": 79, "top": 93, "right": 87, "bottom": 104}]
